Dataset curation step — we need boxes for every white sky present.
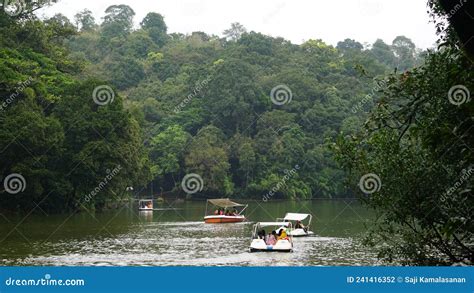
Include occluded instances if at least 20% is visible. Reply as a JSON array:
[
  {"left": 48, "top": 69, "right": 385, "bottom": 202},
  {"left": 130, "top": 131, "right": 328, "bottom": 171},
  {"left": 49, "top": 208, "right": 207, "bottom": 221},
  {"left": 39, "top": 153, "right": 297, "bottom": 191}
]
[{"left": 38, "top": 0, "right": 438, "bottom": 49}]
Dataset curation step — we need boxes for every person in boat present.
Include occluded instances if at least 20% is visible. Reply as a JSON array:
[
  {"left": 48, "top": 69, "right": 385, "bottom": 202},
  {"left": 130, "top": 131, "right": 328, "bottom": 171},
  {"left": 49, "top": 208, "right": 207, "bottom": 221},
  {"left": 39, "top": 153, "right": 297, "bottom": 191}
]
[
  {"left": 258, "top": 229, "right": 267, "bottom": 241},
  {"left": 295, "top": 220, "right": 308, "bottom": 232},
  {"left": 219, "top": 209, "right": 224, "bottom": 215},
  {"left": 277, "top": 228, "right": 288, "bottom": 240},
  {"left": 232, "top": 208, "right": 238, "bottom": 216},
  {"left": 259, "top": 229, "right": 267, "bottom": 242},
  {"left": 266, "top": 230, "right": 277, "bottom": 245},
  {"left": 214, "top": 209, "right": 219, "bottom": 215},
  {"left": 295, "top": 220, "right": 305, "bottom": 229}
]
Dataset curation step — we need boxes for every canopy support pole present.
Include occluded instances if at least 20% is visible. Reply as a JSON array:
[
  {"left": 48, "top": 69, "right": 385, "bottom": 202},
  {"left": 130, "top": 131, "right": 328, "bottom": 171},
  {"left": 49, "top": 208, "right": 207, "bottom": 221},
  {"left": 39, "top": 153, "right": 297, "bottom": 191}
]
[{"left": 239, "top": 204, "right": 248, "bottom": 215}]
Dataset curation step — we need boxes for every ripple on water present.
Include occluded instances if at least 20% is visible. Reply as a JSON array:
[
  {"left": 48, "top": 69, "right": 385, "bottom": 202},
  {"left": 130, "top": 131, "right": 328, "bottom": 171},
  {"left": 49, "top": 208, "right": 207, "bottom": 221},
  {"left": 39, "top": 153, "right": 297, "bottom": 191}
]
[{"left": 13, "top": 221, "right": 380, "bottom": 266}]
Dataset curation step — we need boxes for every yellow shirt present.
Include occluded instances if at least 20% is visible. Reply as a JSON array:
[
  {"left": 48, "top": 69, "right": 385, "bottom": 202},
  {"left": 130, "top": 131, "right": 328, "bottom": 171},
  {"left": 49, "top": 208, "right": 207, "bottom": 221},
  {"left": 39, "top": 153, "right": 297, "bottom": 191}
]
[{"left": 278, "top": 230, "right": 287, "bottom": 240}]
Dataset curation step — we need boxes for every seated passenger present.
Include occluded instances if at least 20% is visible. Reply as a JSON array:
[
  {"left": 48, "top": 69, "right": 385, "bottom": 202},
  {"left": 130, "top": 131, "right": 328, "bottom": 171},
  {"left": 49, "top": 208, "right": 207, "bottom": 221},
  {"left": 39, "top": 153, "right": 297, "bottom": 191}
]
[
  {"left": 214, "top": 209, "right": 219, "bottom": 215},
  {"left": 258, "top": 229, "right": 267, "bottom": 241},
  {"left": 219, "top": 209, "right": 224, "bottom": 215},
  {"left": 266, "top": 230, "right": 277, "bottom": 245},
  {"left": 277, "top": 229, "right": 288, "bottom": 240},
  {"left": 295, "top": 220, "right": 305, "bottom": 229}
]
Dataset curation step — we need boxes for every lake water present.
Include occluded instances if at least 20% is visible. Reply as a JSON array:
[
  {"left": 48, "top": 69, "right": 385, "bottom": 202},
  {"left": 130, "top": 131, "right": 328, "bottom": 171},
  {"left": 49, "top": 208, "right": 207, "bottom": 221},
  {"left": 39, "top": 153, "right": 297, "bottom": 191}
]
[{"left": 0, "top": 199, "right": 381, "bottom": 266}]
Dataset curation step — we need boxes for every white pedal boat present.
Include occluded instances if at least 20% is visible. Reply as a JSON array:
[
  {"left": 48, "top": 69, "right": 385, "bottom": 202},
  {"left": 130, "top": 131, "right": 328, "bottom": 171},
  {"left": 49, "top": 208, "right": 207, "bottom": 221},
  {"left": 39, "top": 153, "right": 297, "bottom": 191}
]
[
  {"left": 138, "top": 199, "right": 153, "bottom": 211},
  {"left": 277, "top": 213, "right": 314, "bottom": 237},
  {"left": 249, "top": 222, "right": 293, "bottom": 252}
]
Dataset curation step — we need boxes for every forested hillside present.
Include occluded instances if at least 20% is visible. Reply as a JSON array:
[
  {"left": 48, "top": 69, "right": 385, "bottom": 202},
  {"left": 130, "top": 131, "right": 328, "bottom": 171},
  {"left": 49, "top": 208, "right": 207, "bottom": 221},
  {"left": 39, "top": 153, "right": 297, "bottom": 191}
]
[
  {"left": 0, "top": 1, "right": 424, "bottom": 212},
  {"left": 1, "top": 0, "right": 472, "bottom": 265},
  {"left": 67, "top": 6, "right": 423, "bottom": 200},
  {"left": 333, "top": 0, "right": 473, "bottom": 265}
]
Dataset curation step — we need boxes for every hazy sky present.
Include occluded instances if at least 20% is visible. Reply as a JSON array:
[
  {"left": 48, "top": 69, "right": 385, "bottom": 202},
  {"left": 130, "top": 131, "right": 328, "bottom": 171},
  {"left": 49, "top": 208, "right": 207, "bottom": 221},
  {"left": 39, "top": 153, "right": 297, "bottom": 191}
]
[{"left": 38, "top": 0, "right": 438, "bottom": 49}]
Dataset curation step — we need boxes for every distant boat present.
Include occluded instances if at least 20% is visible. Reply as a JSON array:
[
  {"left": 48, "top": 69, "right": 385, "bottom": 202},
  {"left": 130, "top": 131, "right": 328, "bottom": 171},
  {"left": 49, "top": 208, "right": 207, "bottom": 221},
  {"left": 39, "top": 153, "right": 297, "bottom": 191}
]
[
  {"left": 276, "top": 213, "right": 314, "bottom": 237},
  {"left": 203, "top": 198, "right": 248, "bottom": 223},
  {"left": 138, "top": 199, "right": 153, "bottom": 211}
]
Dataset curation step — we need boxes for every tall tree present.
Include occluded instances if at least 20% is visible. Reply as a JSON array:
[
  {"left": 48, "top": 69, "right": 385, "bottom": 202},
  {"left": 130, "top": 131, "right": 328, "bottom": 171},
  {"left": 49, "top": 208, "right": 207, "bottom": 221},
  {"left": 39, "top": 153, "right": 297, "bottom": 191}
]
[
  {"left": 74, "top": 9, "right": 97, "bottom": 32},
  {"left": 140, "top": 12, "right": 168, "bottom": 47},
  {"left": 101, "top": 5, "right": 135, "bottom": 38},
  {"left": 391, "top": 35, "right": 417, "bottom": 71},
  {"left": 337, "top": 38, "right": 363, "bottom": 52},
  {"left": 223, "top": 22, "right": 246, "bottom": 41},
  {"left": 370, "top": 39, "right": 396, "bottom": 68}
]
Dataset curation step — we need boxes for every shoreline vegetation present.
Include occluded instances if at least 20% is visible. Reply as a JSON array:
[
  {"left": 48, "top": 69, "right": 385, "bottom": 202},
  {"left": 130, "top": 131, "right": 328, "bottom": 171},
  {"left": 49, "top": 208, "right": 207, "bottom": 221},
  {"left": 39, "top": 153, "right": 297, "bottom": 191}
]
[{"left": 0, "top": 0, "right": 472, "bottom": 266}]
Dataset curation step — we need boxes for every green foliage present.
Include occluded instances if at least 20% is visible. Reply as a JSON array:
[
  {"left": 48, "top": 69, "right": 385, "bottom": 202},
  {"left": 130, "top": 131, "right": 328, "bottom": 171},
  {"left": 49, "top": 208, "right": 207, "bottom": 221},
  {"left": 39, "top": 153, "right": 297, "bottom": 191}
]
[
  {"left": 0, "top": 10, "right": 148, "bottom": 213},
  {"left": 1, "top": 3, "right": 428, "bottom": 213},
  {"left": 60, "top": 5, "right": 428, "bottom": 200},
  {"left": 184, "top": 126, "right": 234, "bottom": 195},
  {"left": 149, "top": 125, "right": 190, "bottom": 190},
  {"left": 391, "top": 35, "right": 418, "bottom": 71},
  {"left": 331, "top": 1, "right": 473, "bottom": 263},
  {"left": 333, "top": 44, "right": 473, "bottom": 265},
  {"left": 141, "top": 12, "right": 168, "bottom": 47},
  {"left": 74, "top": 9, "right": 97, "bottom": 32},
  {"left": 223, "top": 22, "right": 246, "bottom": 41},
  {"left": 101, "top": 5, "right": 135, "bottom": 38}
]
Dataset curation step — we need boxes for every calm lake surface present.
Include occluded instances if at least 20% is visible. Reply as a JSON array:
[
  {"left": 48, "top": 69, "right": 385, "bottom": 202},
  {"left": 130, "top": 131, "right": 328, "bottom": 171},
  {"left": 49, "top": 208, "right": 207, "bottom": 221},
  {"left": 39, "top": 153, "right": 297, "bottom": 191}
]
[{"left": 0, "top": 199, "right": 381, "bottom": 266}]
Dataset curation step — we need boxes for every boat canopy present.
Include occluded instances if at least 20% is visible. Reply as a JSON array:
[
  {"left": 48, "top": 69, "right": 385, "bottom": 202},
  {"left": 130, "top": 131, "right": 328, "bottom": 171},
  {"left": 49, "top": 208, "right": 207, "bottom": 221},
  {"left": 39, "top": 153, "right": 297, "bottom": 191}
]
[
  {"left": 283, "top": 213, "right": 310, "bottom": 221},
  {"left": 207, "top": 198, "right": 246, "bottom": 208},
  {"left": 258, "top": 222, "right": 291, "bottom": 227}
]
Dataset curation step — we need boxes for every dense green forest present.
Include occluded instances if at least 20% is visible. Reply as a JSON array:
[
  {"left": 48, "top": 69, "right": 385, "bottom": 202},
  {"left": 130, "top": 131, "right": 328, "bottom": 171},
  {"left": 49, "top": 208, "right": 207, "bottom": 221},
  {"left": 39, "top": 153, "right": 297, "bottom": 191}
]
[
  {"left": 0, "top": 0, "right": 472, "bottom": 265},
  {"left": 0, "top": 1, "right": 427, "bottom": 211},
  {"left": 333, "top": 0, "right": 473, "bottom": 265}
]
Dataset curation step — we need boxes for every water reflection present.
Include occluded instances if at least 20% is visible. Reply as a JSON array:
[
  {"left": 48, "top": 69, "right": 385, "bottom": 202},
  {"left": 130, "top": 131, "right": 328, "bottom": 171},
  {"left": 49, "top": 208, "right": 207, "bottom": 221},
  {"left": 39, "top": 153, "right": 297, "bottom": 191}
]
[{"left": 0, "top": 200, "right": 380, "bottom": 266}]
